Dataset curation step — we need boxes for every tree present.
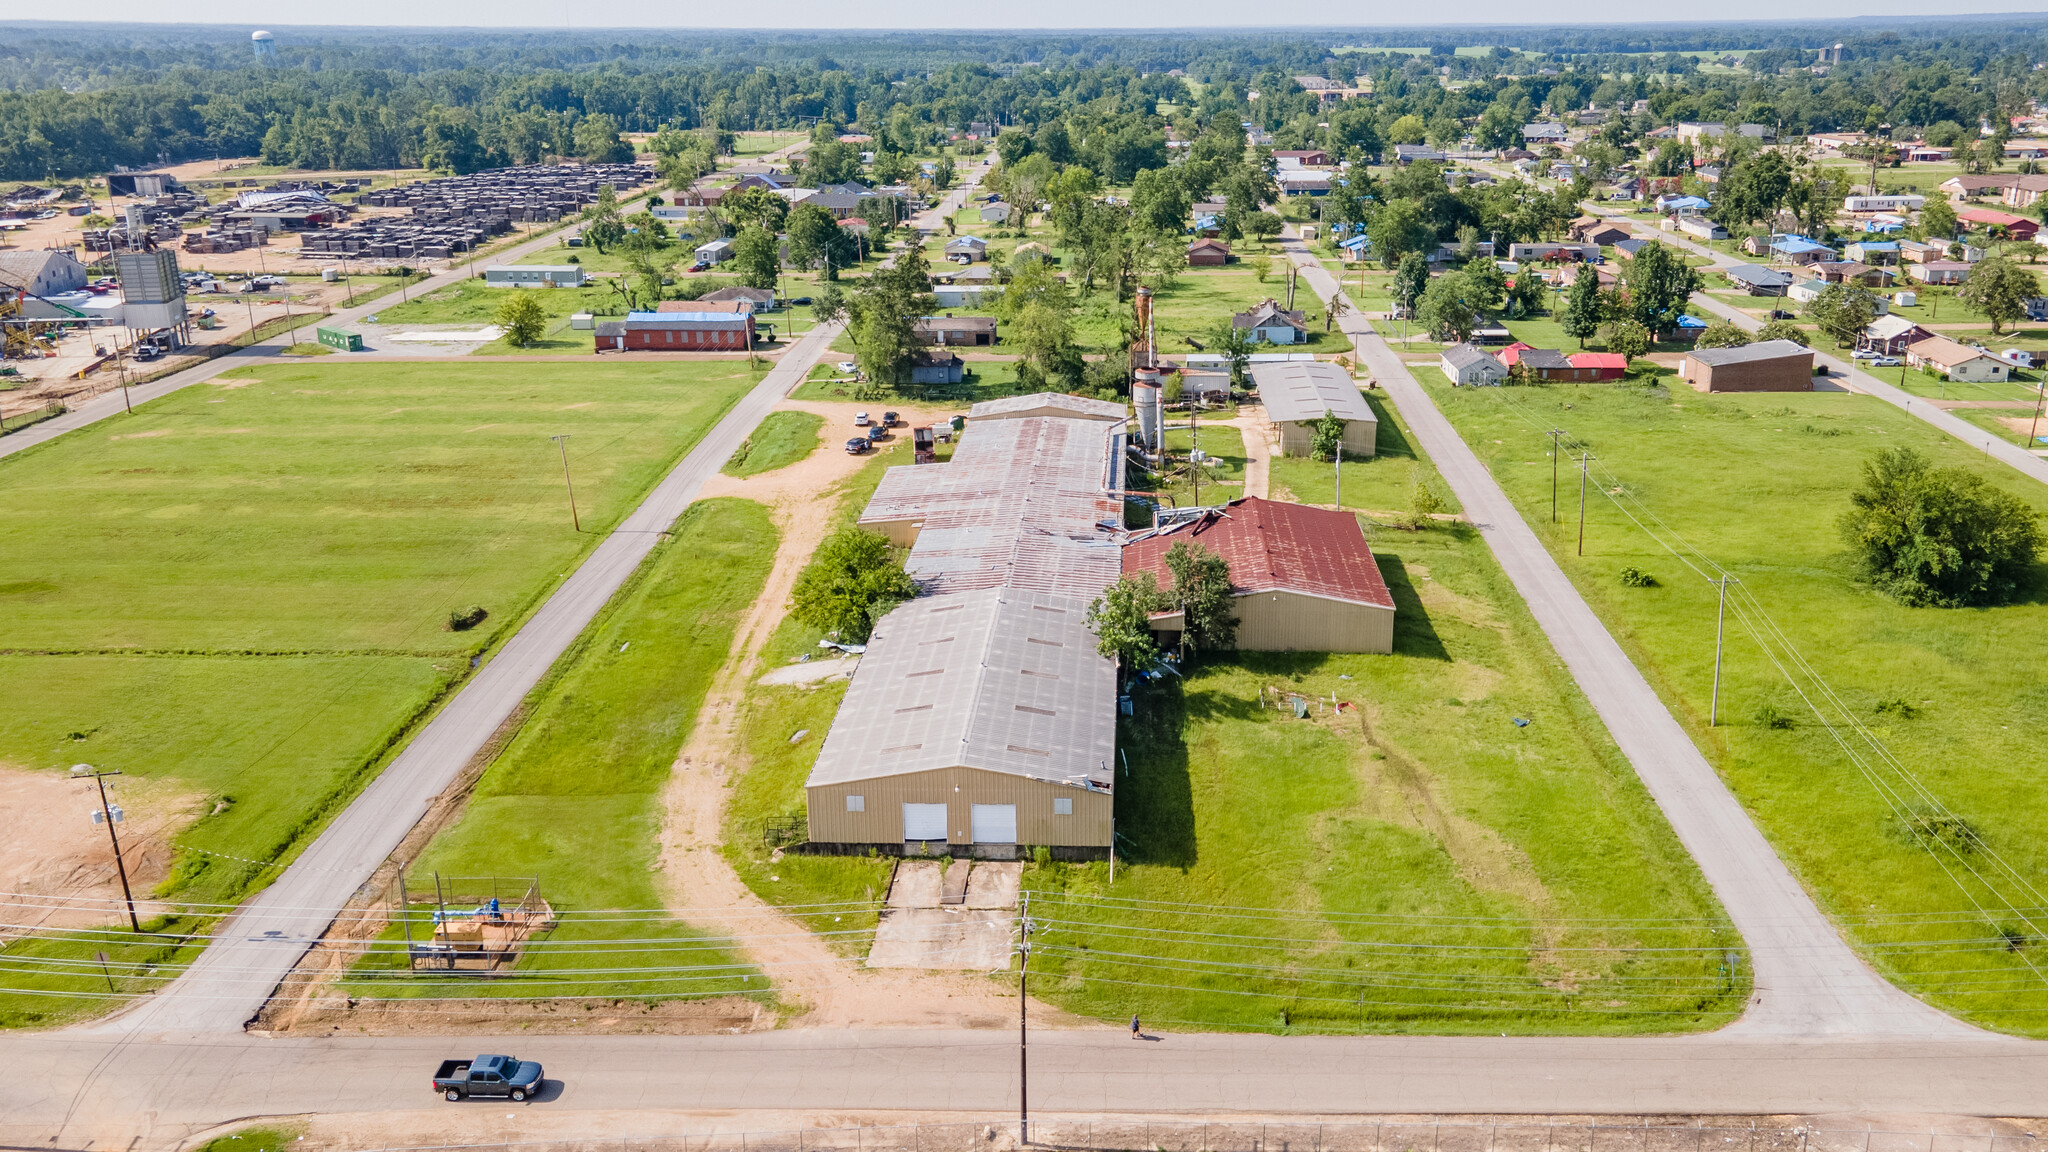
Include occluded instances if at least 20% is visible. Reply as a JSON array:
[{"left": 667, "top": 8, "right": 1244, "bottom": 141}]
[
  {"left": 811, "top": 282, "right": 848, "bottom": 327},
  {"left": 1920, "top": 197, "right": 1959, "bottom": 241},
  {"left": 1371, "top": 200, "right": 1435, "bottom": 269},
  {"left": 802, "top": 141, "right": 863, "bottom": 186},
  {"left": 572, "top": 114, "right": 633, "bottom": 164},
  {"left": 1087, "top": 573, "right": 1168, "bottom": 668},
  {"left": 1163, "top": 541, "right": 1238, "bottom": 654},
  {"left": 1805, "top": 283, "right": 1882, "bottom": 347},
  {"left": 1755, "top": 320, "right": 1810, "bottom": 345},
  {"left": 722, "top": 186, "right": 789, "bottom": 233},
  {"left": 1392, "top": 252, "right": 1430, "bottom": 318},
  {"left": 731, "top": 225, "right": 780, "bottom": 291},
  {"left": 1416, "top": 271, "right": 1479, "bottom": 343},
  {"left": 1957, "top": 256, "right": 2042, "bottom": 335},
  {"left": 1010, "top": 301, "right": 1085, "bottom": 391},
  {"left": 789, "top": 527, "right": 918, "bottom": 643},
  {"left": 995, "top": 128, "right": 1035, "bottom": 167},
  {"left": 846, "top": 241, "right": 935, "bottom": 385},
  {"left": 1602, "top": 319, "right": 1648, "bottom": 364},
  {"left": 1466, "top": 257, "right": 1508, "bottom": 314},
  {"left": 1205, "top": 320, "right": 1255, "bottom": 390},
  {"left": 494, "top": 291, "right": 547, "bottom": 348},
  {"left": 1838, "top": 447, "right": 2042, "bottom": 608},
  {"left": 1620, "top": 241, "right": 1702, "bottom": 332},
  {"left": 1244, "top": 210, "right": 1283, "bottom": 247},
  {"left": 582, "top": 184, "right": 625, "bottom": 254},
  {"left": 1311, "top": 411, "right": 1347, "bottom": 462},
  {"left": 1405, "top": 467, "right": 1447, "bottom": 529},
  {"left": 1561, "top": 271, "right": 1605, "bottom": 348},
  {"left": 786, "top": 203, "right": 844, "bottom": 274},
  {"left": 1695, "top": 322, "right": 1751, "bottom": 349}
]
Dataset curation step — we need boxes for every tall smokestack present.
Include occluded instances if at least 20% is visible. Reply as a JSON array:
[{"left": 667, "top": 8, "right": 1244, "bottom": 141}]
[
  {"left": 1133, "top": 367, "right": 1163, "bottom": 450},
  {"left": 1134, "top": 285, "right": 1155, "bottom": 370}
]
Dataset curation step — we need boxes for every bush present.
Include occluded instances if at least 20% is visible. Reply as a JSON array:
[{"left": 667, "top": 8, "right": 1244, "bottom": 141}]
[
  {"left": 1618, "top": 565, "right": 1658, "bottom": 587},
  {"left": 1755, "top": 320, "right": 1808, "bottom": 346},
  {"left": 1838, "top": 447, "right": 2043, "bottom": 607},
  {"left": 1753, "top": 702, "right": 1794, "bottom": 730},
  {"left": 448, "top": 605, "right": 488, "bottom": 631},
  {"left": 1694, "top": 322, "right": 1751, "bottom": 349},
  {"left": 789, "top": 527, "right": 917, "bottom": 643}
]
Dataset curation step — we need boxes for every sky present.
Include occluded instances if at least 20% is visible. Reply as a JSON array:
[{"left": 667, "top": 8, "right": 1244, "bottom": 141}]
[{"left": 7, "top": 0, "right": 2041, "bottom": 29}]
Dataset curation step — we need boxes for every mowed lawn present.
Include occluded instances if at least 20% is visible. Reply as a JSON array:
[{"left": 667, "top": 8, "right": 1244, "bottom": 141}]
[
  {"left": 343, "top": 498, "right": 776, "bottom": 1003},
  {"left": 0, "top": 360, "right": 760, "bottom": 909},
  {"left": 1422, "top": 373, "right": 2048, "bottom": 1034}
]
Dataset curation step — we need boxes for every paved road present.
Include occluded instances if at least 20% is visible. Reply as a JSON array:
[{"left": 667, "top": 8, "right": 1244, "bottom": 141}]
[
  {"left": 86, "top": 316, "right": 841, "bottom": 1036},
  {"left": 1279, "top": 230, "right": 1967, "bottom": 1039},
  {"left": 1576, "top": 204, "right": 2048, "bottom": 487},
  {"left": 0, "top": 184, "right": 660, "bottom": 461},
  {"left": 13, "top": 1027, "right": 2048, "bottom": 1149}
]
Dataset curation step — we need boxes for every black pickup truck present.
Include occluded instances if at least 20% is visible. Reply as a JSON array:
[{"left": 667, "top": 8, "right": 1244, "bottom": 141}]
[{"left": 432, "top": 1054, "right": 544, "bottom": 1101}]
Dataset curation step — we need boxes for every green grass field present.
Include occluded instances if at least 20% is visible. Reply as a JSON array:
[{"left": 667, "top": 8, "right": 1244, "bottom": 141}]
[
  {"left": 725, "top": 411, "right": 824, "bottom": 477},
  {"left": 1421, "top": 372, "right": 2048, "bottom": 1034},
  {"left": 1268, "top": 384, "right": 1462, "bottom": 517},
  {"left": 0, "top": 360, "right": 759, "bottom": 910},
  {"left": 341, "top": 498, "right": 776, "bottom": 1003}
]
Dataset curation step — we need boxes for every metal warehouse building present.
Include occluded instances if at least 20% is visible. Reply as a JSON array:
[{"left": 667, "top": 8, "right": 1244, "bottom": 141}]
[
  {"left": 1252, "top": 361, "right": 1378, "bottom": 457},
  {"left": 804, "top": 395, "right": 1127, "bottom": 856}
]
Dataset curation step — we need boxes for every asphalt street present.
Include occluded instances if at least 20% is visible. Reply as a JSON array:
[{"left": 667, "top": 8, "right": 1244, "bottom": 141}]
[{"left": 1279, "top": 230, "right": 1969, "bottom": 1040}]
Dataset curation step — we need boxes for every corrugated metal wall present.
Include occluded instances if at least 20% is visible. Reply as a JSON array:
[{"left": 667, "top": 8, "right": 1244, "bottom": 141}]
[
  {"left": 1155, "top": 593, "right": 1394, "bottom": 654},
  {"left": 807, "top": 766, "right": 1112, "bottom": 847},
  {"left": 1275, "top": 419, "right": 1377, "bottom": 458}
]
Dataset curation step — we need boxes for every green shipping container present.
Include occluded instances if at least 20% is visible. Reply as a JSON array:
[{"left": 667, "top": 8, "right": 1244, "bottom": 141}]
[{"left": 315, "top": 326, "right": 363, "bottom": 352}]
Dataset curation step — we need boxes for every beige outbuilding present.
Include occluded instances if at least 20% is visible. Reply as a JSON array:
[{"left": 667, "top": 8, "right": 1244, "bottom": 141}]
[{"left": 1252, "top": 361, "right": 1378, "bottom": 457}]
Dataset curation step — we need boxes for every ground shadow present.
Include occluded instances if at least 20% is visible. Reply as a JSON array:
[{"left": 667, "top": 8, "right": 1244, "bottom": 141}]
[
  {"left": 1374, "top": 552, "right": 1450, "bottom": 662},
  {"left": 1116, "top": 678, "right": 1197, "bottom": 870},
  {"left": 1364, "top": 394, "right": 1418, "bottom": 460}
]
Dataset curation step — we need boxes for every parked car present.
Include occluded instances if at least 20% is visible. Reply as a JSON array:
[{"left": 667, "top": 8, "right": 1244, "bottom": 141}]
[
  {"left": 836, "top": 361, "right": 858, "bottom": 373},
  {"left": 867, "top": 425, "right": 889, "bottom": 442},
  {"left": 845, "top": 437, "right": 873, "bottom": 454},
  {"left": 882, "top": 411, "right": 900, "bottom": 427},
  {"left": 432, "top": 1054, "right": 544, "bottom": 1102},
  {"left": 854, "top": 412, "right": 871, "bottom": 427},
  {"left": 1769, "top": 309, "right": 1795, "bottom": 320},
  {"left": 1851, "top": 348, "right": 1880, "bottom": 360},
  {"left": 789, "top": 296, "right": 814, "bottom": 306},
  {"left": 1871, "top": 356, "right": 1901, "bottom": 367}
]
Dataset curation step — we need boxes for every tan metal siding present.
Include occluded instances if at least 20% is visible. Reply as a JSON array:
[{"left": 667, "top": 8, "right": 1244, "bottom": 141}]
[
  {"left": 1234, "top": 590, "right": 1395, "bottom": 653},
  {"left": 1275, "top": 419, "right": 1377, "bottom": 458},
  {"left": 807, "top": 766, "right": 1112, "bottom": 847}
]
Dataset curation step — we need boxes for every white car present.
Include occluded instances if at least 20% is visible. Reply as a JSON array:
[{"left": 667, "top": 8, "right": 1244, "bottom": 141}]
[
  {"left": 1851, "top": 348, "right": 1879, "bottom": 360},
  {"left": 1871, "top": 356, "right": 1901, "bottom": 368},
  {"left": 836, "top": 361, "right": 858, "bottom": 373}
]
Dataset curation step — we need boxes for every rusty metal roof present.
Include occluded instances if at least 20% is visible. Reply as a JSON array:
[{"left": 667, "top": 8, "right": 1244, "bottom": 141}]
[{"left": 1123, "top": 496, "right": 1394, "bottom": 610}]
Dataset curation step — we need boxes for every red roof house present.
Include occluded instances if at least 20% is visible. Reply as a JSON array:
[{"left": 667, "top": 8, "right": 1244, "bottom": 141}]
[
  {"left": 1121, "top": 497, "right": 1395, "bottom": 653},
  {"left": 1568, "top": 352, "right": 1630, "bottom": 379},
  {"left": 1958, "top": 207, "right": 2040, "bottom": 239}
]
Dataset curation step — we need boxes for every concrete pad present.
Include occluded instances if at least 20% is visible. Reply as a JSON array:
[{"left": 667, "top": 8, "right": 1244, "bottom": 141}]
[
  {"left": 886, "top": 860, "right": 944, "bottom": 908},
  {"left": 865, "top": 908, "right": 1015, "bottom": 969},
  {"left": 964, "top": 861, "right": 1021, "bottom": 910},
  {"left": 758, "top": 656, "right": 858, "bottom": 687},
  {"left": 386, "top": 326, "right": 504, "bottom": 342}
]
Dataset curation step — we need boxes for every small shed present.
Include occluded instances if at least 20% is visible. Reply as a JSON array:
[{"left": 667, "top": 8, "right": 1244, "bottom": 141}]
[
  {"left": 1441, "top": 343, "right": 1508, "bottom": 385},
  {"left": 980, "top": 202, "right": 1011, "bottom": 224},
  {"left": 694, "top": 238, "right": 734, "bottom": 265},
  {"left": 1679, "top": 340, "right": 1815, "bottom": 392},
  {"left": 910, "top": 350, "right": 964, "bottom": 385},
  {"left": 1252, "top": 361, "right": 1376, "bottom": 457},
  {"left": 1187, "top": 238, "right": 1231, "bottom": 267}
]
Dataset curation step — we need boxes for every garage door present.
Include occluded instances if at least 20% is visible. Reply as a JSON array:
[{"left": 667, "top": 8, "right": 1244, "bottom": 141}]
[
  {"left": 971, "top": 804, "right": 1017, "bottom": 844},
  {"left": 902, "top": 803, "right": 949, "bottom": 842}
]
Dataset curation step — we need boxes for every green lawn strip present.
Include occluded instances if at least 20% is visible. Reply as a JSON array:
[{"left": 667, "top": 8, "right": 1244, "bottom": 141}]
[
  {"left": 188, "top": 1125, "right": 303, "bottom": 1152},
  {"left": 342, "top": 498, "right": 778, "bottom": 1004},
  {"left": 1023, "top": 517, "right": 1741, "bottom": 1035},
  {"left": 0, "top": 359, "right": 760, "bottom": 653},
  {"left": 724, "top": 411, "right": 824, "bottom": 477},
  {"left": 364, "top": 279, "right": 622, "bottom": 329},
  {"left": 1421, "top": 374, "right": 2048, "bottom": 1034},
  {"left": 1267, "top": 382, "right": 1462, "bottom": 517}
]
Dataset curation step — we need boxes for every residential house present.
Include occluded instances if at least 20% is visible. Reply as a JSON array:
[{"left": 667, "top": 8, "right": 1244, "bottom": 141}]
[
  {"left": 1250, "top": 361, "right": 1377, "bottom": 456},
  {"left": 1676, "top": 216, "right": 1729, "bottom": 241},
  {"left": 1123, "top": 498, "right": 1395, "bottom": 654},
  {"left": 2002, "top": 175, "right": 2048, "bottom": 209},
  {"left": 1275, "top": 169, "right": 1332, "bottom": 196},
  {"left": 1723, "top": 264, "right": 1794, "bottom": 296},
  {"left": 1958, "top": 208, "right": 2039, "bottom": 240},
  {"left": 484, "top": 264, "right": 586, "bottom": 288},
  {"left": 1906, "top": 335, "right": 2010, "bottom": 382},
  {"left": 1523, "top": 123, "right": 1570, "bottom": 145},
  {"left": 1568, "top": 352, "right": 1630, "bottom": 380},
  {"left": 1507, "top": 242, "right": 1602, "bottom": 263},
  {"left": 1498, "top": 345, "right": 1600, "bottom": 381},
  {"left": 1234, "top": 299, "right": 1309, "bottom": 345},
  {"left": 909, "top": 350, "right": 964, "bottom": 385},
  {"left": 1860, "top": 315, "right": 1931, "bottom": 355},
  {"left": 1844, "top": 240, "right": 1900, "bottom": 265},
  {"left": 1842, "top": 194, "right": 1927, "bottom": 213},
  {"left": 1903, "top": 145, "right": 1952, "bottom": 163},
  {"left": 1272, "top": 149, "right": 1330, "bottom": 166},
  {"left": 696, "top": 286, "right": 779, "bottom": 312},
  {"left": 1613, "top": 238, "right": 1650, "bottom": 260},
  {"left": 943, "top": 236, "right": 988, "bottom": 264},
  {"left": 979, "top": 202, "right": 1012, "bottom": 224},
  {"left": 1897, "top": 238, "right": 1946, "bottom": 264},
  {"left": 694, "top": 237, "right": 734, "bottom": 265},
  {"left": 1186, "top": 238, "right": 1231, "bottom": 266},
  {"left": 1940, "top": 174, "right": 2021, "bottom": 200},
  {"left": 1440, "top": 343, "right": 1508, "bottom": 385},
  {"left": 1679, "top": 340, "right": 1816, "bottom": 392},
  {"left": 1909, "top": 261, "right": 1972, "bottom": 285},
  {"left": 1393, "top": 144, "right": 1446, "bottom": 165},
  {"left": 1787, "top": 279, "right": 1827, "bottom": 304},
  {"left": 913, "top": 315, "right": 998, "bottom": 346},
  {"left": 1813, "top": 261, "right": 1894, "bottom": 287},
  {"left": 1771, "top": 236, "right": 1836, "bottom": 265}
]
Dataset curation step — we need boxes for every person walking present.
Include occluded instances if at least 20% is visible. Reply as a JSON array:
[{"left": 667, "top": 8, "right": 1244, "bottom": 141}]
[{"left": 1129, "top": 1014, "right": 1141, "bottom": 1039}]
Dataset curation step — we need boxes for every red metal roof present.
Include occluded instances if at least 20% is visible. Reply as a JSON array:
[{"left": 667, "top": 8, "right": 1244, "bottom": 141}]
[
  {"left": 1569, "top": 353, "right": 1629, "bottom": 369},
  {"left": 1121, "top": 497, "right": 1394, "bottom": 610}
]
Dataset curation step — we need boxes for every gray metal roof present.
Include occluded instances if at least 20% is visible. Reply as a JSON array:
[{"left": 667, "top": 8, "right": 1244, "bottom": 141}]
[
  {"left": 804, "top": 588, "right": 1116, "bottom": 790},
  {"left": 969, "top": 392, "right": 1127, "bottom": 421},
  {"left": 1725, "top": 263, "right": 1793, "bottom": 286},
  {"left": 1440, "top": 344, "right": 1501, "bottom": 370},
  {"left": 1252, "top": 361, "right": 1376, "bottom": 425},
  {"left": 1686, "top": 339, "right": 1813, "bottom": 367}
]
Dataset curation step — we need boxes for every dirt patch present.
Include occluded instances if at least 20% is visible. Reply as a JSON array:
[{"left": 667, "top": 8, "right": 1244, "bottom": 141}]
[
  {"left": 758, "top": 657, "right": 859, "bottom": 687},
  {"left": 110, "top": 428, "right": 174, "bottom": 441},
  {"left": 279, "top": 993, "right": 764, "bottom": 1037},
  {"left": 0, "top": 765, "right": 201, "bottom": 934}
]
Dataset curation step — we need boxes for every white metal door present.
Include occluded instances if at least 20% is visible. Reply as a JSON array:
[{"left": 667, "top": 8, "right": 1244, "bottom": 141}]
[
  {"left": 971, "top": 804, "right": 1017, "bottom": 844},
  {"left": 902, "top": 803, "right": 949, "bottom": 842}
]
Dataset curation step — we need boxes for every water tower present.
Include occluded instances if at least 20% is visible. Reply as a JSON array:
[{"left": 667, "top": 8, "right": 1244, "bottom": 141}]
[{"left": 251, "top": 30, "right": 276, "bottom": 60}]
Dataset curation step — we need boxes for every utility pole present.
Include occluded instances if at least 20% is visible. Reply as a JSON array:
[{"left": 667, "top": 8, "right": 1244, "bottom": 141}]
[
  {"left": 1018, "top": 891, "right": 1031, "bottom": 1147},
  {"left": 1710, "top": 576, "right": 1736, "bottom": 727},
  {"left": 72, "top": 765, "right": 140, "bottom": 932},
  {"left": 1334, "top": 445, "right": 1342, "bottom": 508},
  {"left": 551, "top": 434, "right": 581, "bottom": 531},
  {"left": 1577, "top": 451, "right": 1594, "bottom": 557},
  {"left": 2029, "top": 382, "right": 2047, "bottom": 450},
  {"left": 1548, "top": 429, "right": 1566, "bottom": 521}
]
